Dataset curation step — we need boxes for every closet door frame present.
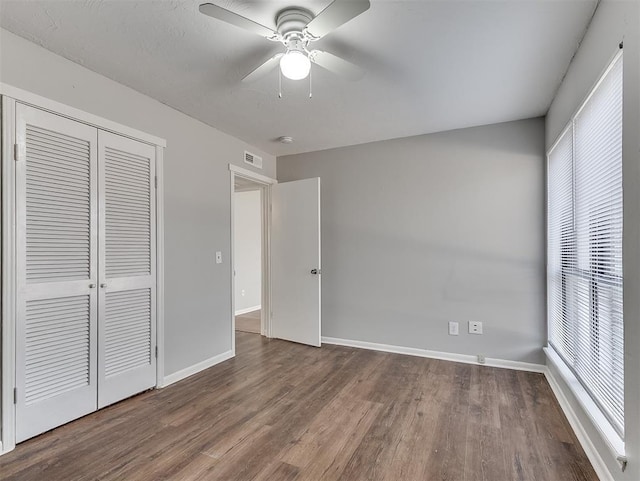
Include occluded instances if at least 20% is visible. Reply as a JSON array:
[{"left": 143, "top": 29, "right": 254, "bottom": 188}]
[{"left": 0, "top": 86, "right": 166, "bottom": 455}]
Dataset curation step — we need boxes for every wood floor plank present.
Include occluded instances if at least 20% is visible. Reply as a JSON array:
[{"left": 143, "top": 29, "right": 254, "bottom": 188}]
[
  {"left": 463, "top": 365, "right": 508, "bottom": 481},
  {"left": 376, "top": 356, "right": 440, "bottom": 481},
  {"left": 497, "top": 368, "right": 553, "bottom": 481},
  {"left": 427, "top": 362, "right": 471, "bottom": 481},
  {"left": 253, "top": 461, "right": 300, "bottom": 481},
  {"left": 0, "top": 333, "right": 598, "bottom": 481},
  {"left": 236, "top": 309, "right": 261, "bottom": 334},
  {"left": 280, "top": 390, "right": 382, "bottom": 476},
  {"left": 336, "top": 354, "right": 419, "bottom": 481}
]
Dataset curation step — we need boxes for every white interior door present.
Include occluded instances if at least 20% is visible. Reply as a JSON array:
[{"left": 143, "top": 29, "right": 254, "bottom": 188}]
[
  {"left": 271, "top": 178, "right": 321, "bottom": 347},
  {"left": 15, "top": 104, "right": 99, "bottom": 442},
  {"left": 97, "top": 131, "right": 156, "bottom": 408}
]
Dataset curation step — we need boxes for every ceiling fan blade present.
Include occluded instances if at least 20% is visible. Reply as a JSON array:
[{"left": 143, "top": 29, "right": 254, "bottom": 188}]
[
  {"left": 242, "top": 53, "right": 284, "bottom": 82},
  {"left": 199, "top": 3, "right": 279, "bottom": 39},
  {"left": 303, "top": 0, "right": 370, "bottom": 40},
  {"left": 309, "top": 50, "right": 365, "bottom": 81}
]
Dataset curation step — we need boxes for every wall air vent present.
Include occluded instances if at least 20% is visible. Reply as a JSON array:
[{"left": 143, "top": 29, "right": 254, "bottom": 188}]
[{"left": 244, "top": 151, "right": 263, "bottom": 169}]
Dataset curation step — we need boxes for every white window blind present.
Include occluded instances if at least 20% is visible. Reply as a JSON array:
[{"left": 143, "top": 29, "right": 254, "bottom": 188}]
[{"left": 547, "top": 52, "right": 624, "bottom": 436}]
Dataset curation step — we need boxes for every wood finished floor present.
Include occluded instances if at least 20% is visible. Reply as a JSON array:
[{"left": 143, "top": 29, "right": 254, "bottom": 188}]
[
  {"left": 235, "top": 310, "right": 261, "bottom": 334},
  {"left": 0, "top": 332, "right": 597, "bottom": 481}
]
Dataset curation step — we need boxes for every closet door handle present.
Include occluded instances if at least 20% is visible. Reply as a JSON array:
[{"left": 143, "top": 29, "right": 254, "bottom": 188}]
[
  {"left": 89, "top": 283, "right": 96, "bottom": 288},
  {"left": 100, "top": 283, "right": 107, "bottom": 288}
]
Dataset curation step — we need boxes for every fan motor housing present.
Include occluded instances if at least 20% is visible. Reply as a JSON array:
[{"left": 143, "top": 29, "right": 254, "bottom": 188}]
[{"left": 276, "top": 8, "right": 313, "bottom": 37}]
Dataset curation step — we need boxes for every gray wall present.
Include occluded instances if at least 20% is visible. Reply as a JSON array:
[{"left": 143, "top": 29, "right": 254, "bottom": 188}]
[
  {"left": 546, "top": 1, "right": 640, "bottom": 480},
  {"left": 278, "top": 118, "right": 546, "bottom": 364},
  {"left": 233, "top": 190, "right": 262, "bottom": 312},
  {"left": 0, "top": 28, "right": 275, "bottom": 379}
]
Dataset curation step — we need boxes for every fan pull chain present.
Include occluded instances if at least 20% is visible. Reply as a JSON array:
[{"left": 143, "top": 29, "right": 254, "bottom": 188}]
[
  {"left": 309, "top": 66, "right": 313, "bottom": 99},
  {"left": 278, "top": 69, "right": 283, "bottom": 99}
]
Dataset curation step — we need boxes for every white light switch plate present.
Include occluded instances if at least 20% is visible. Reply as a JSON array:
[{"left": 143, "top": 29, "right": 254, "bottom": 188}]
[{"left": 448, "top": 321, "right": 459, "bottom": 336}]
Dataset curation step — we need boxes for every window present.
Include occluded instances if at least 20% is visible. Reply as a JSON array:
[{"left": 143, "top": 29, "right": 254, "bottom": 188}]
[{"left": 547, "top": 52, "right": 624, "bottom": 437}]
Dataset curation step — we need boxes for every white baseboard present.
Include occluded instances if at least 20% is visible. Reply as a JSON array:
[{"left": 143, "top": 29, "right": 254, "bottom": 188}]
[
  {"left": 159, "top": 350, "right": 234, "bottom": 388},
  {"left": 544, "top": 364, "right": 615, "bottom": 481},
  {"left": 235, "top": 305, "right": 261, "bottom": 316},
  {"left": 320, "top": 337, "right": 546, "bottom": 373}
]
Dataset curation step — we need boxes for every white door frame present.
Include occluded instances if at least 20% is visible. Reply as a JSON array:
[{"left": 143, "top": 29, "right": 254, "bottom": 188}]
[
  {"left": 0, "top": 86, "right": 166, "bottom": 455},
  {"left": 229, "top": 164, "right": 277, "bottom": 354},
  {"left": 1, "top": 95, "right": 18, "bottom": 455}
]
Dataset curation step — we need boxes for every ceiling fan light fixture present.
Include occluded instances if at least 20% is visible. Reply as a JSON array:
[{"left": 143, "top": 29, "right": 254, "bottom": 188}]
[
  {"left": 280, "top": 50, "right": 311, "bottom": 80},
  {"left": 199, "top": 1, "right": 370, "bottom": 83}
]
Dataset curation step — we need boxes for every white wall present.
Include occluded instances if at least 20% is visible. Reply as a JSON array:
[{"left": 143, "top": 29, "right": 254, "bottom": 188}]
[
  {"left": 234, "top": 190, "right": 261, "bottom": 313},
  {"left": 0, "top": 29, "right": 275, "bottom": 379},
  {"left": 545, "top": 1, "right": 640, "bottom": 480},
  {"left": 278, "top": 118, "right": 546, "bottom": 364}
]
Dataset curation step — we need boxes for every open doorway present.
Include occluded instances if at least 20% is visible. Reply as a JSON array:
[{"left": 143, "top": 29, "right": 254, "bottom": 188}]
[
  {"left": 229, "top": 164, "right": 322, "bottom": 352},
  {"left": 233, "top": 181, "right": 262, "bottom": 335},
  {"left": 229, "top": 164, "right": 276, "bottom": 353}
]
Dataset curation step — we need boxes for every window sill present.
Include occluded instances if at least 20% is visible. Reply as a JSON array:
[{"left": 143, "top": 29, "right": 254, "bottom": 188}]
[{"left": 544, "top": 346, "right": 625, "bottom": 461}]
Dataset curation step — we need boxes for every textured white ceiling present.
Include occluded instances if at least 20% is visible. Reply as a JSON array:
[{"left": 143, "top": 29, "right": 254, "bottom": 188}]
[{"left": 0, "top": 0, "right": 596, "bottom": 156}]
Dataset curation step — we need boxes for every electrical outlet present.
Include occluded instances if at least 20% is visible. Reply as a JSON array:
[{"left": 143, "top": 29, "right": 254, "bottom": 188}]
[
  {"left": 241, "top": 289, "right": 246, "bottom": 297},
  {"left": 477, "top": 354, "right": 486, "bottom": 364},
  {"left": 215, "top": 251, "right": 222, "bottom": 264},
  {"left": 468, "top": 321, "right": 483, "bottom": 334},
  {"left": 448, "top": 321, "right": 459, "bottom": 336}
]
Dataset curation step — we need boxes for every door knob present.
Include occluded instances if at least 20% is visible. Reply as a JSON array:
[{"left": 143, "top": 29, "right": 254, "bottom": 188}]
[
  {"left": 89, "top": 283, "right": 96, "bottom": 288},
  {"left": 100, "top": 283, "right": 107, "bottom": 288},
  {"left": 310, "top": 269, "right": 321, "bottom": 275}
]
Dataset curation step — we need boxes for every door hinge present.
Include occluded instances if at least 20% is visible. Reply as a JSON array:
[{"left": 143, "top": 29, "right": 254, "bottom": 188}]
[
  {"left": 154, "top": 176, "right": 158, "bottom": 189},
  {"left": 14, "top": 143, "right": 26, "bottom": 162},
  {"left": 155, "top": 346, "right": 158, "bottom": 359},
  {"left": 13, "top": 387, "right": 17, "bottom": 404}
]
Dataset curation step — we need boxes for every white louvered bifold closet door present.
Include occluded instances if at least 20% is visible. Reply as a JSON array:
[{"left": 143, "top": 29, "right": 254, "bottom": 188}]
[
  {"left": 15, "top": 104, "right": 99, "bottom": 443},
  {"left": 97, "top": 131, "right": 156, "bottom": 408}
]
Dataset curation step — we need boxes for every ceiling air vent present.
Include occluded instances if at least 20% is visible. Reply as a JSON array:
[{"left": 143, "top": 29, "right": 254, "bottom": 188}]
[{"left": 244, "top": 151, "right": 263, "bottom": 169}]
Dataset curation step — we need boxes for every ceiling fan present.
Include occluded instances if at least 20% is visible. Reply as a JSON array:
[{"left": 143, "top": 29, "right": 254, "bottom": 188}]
[{"left": 199, "top": 0, "right": 370, "bottom": 82}]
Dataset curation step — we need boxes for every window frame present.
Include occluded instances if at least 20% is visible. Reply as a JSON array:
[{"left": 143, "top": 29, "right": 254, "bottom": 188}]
[{"left": 546, "top": 48, "right": 624, "bottom": 456}]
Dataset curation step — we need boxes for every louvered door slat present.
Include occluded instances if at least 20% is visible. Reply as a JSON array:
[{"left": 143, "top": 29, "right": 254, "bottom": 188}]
[
  {"left": 16, "top": 104, "right": 98, "bottom": 443},
  {"left": 27, "top": 206, "right": 90, "bottom": 217},
  {"left": 27, "top": 174, "right": 90, "bottom": 193},
  {"left": 106, "top": 233, "right": 150, "bottom": 240},
  {"left": 98, "top": 131, "right": 156, "bottom": 409},
  {"left": 104, "top": 289, "right": 151, "bottom": 378},
  {"left": 105, "top": 323, "right": 151, "bottom": 341},
  {"left": 26, "top": 311, "right": 90, "bottom": 326},
  {"left": 27, "top": 124, "right": 93, "bottom": 145},
  {"left": 104, "top": 146, "right": 151, "bottom": 279},
  {"left": 28, "top": 190, "right": 90, "bottom": 203},
  {"left": 25, "top": 124, "right": 92, "bottom": 283},
  {"left": 106, "top": 338, "right": 151, "bottom": 360},
  {"left": 29, "top": 229, "right": 90, "bottom": 238},
  {"left": 27, "top": 144, "right": 91, "bottom": 161},
  {"left": 29, "top": 151, "right": 92, "bottom": 167}
]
